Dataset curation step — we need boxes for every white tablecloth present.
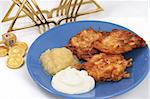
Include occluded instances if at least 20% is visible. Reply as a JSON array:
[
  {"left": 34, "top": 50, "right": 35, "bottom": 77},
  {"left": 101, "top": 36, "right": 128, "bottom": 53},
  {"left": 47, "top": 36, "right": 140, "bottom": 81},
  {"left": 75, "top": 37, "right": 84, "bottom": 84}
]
[{"left": 0, "top": 0, "right": 149, "bottom": 99}]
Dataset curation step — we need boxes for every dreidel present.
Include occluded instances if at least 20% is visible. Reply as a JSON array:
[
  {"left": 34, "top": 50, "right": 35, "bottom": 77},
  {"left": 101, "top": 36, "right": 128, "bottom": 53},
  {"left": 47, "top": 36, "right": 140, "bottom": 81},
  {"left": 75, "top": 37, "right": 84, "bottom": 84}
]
[{"left": 2, "top": 33, "right": 17, "bottom": 47}]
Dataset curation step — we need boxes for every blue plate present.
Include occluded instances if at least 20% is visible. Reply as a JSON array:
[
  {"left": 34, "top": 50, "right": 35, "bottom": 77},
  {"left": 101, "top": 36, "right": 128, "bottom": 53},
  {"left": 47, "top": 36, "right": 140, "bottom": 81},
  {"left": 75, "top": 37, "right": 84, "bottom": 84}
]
[{"left": 27, "top": 21, "right": 150, "bottom": 99}]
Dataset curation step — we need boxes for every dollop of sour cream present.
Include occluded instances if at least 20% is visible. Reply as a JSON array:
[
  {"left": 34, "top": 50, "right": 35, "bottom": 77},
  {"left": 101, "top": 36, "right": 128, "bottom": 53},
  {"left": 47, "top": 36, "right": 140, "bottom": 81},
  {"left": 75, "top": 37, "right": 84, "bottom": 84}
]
[{"left": 51, "top": 67, "right": 95, "bottom": 94}]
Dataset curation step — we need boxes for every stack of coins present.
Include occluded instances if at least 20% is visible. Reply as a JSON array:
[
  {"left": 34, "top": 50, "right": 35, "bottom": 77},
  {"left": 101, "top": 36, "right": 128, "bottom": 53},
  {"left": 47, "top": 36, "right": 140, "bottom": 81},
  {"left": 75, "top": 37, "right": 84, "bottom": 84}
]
[
  {"left": 0, "top": 33, "right": 28, "bottom": 69},
  {"left": 7, "top": 42, "right": 28, "bottom": 69}
]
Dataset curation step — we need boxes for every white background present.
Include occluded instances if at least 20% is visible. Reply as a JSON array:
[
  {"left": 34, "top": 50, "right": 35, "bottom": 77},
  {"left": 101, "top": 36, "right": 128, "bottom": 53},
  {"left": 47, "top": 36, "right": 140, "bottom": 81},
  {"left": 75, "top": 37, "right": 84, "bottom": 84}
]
[{"left": 0, "top": 0, "right": 150, "bottom": 99}]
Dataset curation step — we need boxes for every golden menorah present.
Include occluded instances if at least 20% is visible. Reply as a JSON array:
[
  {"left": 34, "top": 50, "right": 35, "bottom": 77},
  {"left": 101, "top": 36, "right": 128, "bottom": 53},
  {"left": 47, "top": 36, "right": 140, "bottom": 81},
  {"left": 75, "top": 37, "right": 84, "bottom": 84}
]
[{"left": 1, "top": 0, "right": 103, "bottom": 33}]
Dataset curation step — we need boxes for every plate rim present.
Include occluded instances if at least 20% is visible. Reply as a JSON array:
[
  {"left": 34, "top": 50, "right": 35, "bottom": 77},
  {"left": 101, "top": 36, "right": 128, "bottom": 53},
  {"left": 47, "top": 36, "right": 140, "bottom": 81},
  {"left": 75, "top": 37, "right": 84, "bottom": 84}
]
[{"left": 26, "top": 20, "right": 150, "bottom": 99}]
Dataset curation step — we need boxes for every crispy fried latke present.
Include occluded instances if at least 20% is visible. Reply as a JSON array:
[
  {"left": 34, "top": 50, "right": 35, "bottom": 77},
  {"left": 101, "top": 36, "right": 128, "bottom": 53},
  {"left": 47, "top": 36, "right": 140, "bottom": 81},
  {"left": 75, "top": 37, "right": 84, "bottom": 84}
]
[
  {"left": 74, "top": 53, "right": 132, "bottom": 81},
  {"left": 93, "top": 29, "right": 146, "bottom": 54},
  {"left": 66, "top": 28, "right": 102, "bottom": 60}
]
